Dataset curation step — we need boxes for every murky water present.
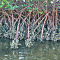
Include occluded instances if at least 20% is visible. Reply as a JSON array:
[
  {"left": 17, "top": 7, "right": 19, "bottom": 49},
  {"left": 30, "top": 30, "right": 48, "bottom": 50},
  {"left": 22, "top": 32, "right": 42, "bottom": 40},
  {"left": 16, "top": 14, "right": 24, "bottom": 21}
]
[{"left": 0, "top": 38, "right": 60, "bottom": 60}]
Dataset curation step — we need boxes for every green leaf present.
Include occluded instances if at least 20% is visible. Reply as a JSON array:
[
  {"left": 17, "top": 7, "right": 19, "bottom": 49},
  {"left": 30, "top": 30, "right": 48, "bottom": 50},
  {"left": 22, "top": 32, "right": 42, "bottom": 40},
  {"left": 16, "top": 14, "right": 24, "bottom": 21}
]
[
  {"left": 28, "top": 10, "right": 31, "bottom": 12},
  {"left": 33, "top": 8, "right": 38, "bottom": 11},
  {"left": 34, "top": 0, "right": 38, "bottom": 2},
  {"left": 0, "top": 5, "right": 4, "bottom": 8},
  {"left": 58, "top": 6, "right": 60, "bottom": 8},
  {"left": 3, "top": 0, "right": 6, "bottom": 2},
  {"left": 24, "top": 4, "right": 27, "bottom": 7},
  {"left": 27, "top": 7, "right": 32, "bottom": 10},
  {"left": 28, "top": 3, "right": 33, "bottom": 7},
  {"left": 5, "top": 6, "right": 7, "bottom": 8},
  {"left": 7, "top": 5, "right": 14, "bottom": 10},
  {"left": 39, "top": 11, "right": 43, "bottom": 14},
  {"left": 13, "top": 5, "right": 19, "bottom": 9},
  {"left": 2, "top": 1, "right": 4, "bottom": 5}
]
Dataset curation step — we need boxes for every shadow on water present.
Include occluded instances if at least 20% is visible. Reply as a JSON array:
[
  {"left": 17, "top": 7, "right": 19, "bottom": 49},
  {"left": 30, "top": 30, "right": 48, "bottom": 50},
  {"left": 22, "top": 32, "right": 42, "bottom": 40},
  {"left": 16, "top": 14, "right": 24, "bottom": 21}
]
[{"left": 0, "top": 38, "right": 60, "bottom": 60}]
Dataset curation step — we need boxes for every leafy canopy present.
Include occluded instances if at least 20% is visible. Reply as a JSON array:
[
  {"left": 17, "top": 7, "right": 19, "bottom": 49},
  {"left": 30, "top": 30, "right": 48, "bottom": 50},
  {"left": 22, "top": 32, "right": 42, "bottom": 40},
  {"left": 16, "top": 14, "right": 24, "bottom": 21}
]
[{"left": 0, "top": 0, "right": 19, "bottom": 10}]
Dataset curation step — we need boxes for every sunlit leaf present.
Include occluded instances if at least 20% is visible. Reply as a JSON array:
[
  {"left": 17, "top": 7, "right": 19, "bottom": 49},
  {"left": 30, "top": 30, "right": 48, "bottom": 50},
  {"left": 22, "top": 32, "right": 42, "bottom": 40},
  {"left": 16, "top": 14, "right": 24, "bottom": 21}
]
[{"left": 3, "top": 0, "right": 6, "bottom": 2}]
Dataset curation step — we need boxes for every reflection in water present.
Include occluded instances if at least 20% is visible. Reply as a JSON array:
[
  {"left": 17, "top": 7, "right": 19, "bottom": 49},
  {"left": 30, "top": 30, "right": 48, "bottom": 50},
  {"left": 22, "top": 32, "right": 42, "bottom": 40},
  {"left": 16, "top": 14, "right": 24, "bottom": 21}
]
[{"left": 0, "top": 38, "right": 60, "bottom": 60}]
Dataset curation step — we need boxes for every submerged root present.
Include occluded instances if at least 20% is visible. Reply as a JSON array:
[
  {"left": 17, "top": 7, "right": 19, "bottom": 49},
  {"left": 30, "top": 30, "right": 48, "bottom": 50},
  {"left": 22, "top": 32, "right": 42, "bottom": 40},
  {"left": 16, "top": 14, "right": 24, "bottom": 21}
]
[{"left": 10, "top": 39, "right": 19, "bottom": 49}]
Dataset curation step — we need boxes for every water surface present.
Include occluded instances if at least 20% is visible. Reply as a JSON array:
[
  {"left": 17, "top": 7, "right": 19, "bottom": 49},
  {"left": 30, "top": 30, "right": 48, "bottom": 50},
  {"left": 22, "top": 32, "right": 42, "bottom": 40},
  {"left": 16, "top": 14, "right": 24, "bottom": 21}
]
[{"left": 0, "top": 38, "right": 60, "bottom": 60}]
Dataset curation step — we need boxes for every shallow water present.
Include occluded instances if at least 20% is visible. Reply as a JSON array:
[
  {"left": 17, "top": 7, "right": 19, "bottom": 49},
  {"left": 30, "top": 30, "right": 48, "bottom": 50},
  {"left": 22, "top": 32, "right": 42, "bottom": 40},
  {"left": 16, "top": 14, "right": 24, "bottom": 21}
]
[{"left": 0, "top": 38, "right": 60, "bottom": 60}]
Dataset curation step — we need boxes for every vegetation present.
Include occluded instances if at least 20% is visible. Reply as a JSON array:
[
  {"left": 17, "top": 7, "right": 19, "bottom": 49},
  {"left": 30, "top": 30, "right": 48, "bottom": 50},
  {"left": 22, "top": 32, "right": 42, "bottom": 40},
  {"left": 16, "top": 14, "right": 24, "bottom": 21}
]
[{"left": 0, "top": 0, "right": 60, "bottom": 48}]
